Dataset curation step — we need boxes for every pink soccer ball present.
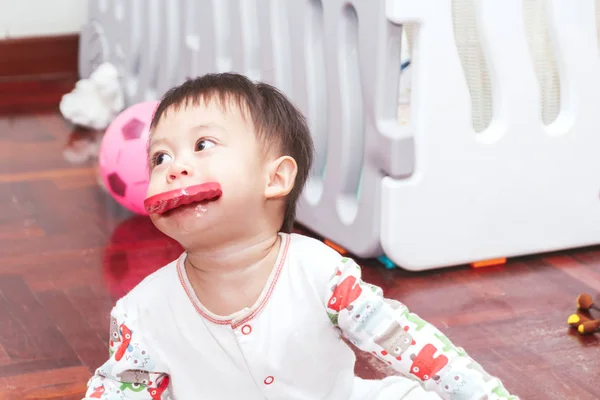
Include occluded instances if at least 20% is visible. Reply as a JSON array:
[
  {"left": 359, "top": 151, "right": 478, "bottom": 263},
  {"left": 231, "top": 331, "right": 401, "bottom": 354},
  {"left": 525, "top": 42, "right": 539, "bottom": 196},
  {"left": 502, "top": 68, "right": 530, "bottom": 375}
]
[{"left": 99, "top": 101, "right": 159, "bottom": 215}]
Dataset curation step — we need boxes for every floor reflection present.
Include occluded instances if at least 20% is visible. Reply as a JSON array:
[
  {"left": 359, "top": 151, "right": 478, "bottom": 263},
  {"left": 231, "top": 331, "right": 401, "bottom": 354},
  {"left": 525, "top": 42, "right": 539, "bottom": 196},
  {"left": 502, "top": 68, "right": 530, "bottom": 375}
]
[
  {"left": 102, "top": 215, "right": 183, "bottom": 300},
  {"left": 62, "top": 127, "right": 104, "bottom": 164}
]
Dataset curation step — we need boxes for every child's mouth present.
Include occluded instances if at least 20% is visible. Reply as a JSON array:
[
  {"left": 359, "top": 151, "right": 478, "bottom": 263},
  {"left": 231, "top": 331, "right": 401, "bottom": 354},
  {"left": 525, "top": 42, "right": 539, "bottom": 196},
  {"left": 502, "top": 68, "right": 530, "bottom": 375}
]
[
  {"left": 162, "top": 199, "right": 211, "bottom": 217},
  {"left": 144, "top": 182, "right": 222, "bottom": 215}
]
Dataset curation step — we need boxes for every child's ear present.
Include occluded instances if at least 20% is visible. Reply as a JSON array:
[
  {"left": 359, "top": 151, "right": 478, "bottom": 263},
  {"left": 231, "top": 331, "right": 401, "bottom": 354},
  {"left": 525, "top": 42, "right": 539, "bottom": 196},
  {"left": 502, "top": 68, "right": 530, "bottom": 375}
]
[{"left": 264, "top": 156, "right": 297, "bottom": 199}]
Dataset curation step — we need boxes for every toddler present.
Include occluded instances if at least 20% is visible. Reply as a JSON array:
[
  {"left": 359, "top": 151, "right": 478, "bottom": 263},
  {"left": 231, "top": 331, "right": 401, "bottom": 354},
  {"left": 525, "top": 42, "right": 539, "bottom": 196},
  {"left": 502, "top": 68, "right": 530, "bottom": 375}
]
[{"left": 83, "top": 73, "right": 518, "bottom": 399}]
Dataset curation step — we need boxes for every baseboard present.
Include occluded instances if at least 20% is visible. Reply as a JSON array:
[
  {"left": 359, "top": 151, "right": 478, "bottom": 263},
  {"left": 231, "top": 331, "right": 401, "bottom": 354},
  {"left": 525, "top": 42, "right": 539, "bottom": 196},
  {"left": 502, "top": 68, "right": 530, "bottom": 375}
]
[
  {"left": 0, "top": 34, "right": 79, "bottom": 80},
  {"left": 0, "top": 76, "right": 78, "bottom": 115}
]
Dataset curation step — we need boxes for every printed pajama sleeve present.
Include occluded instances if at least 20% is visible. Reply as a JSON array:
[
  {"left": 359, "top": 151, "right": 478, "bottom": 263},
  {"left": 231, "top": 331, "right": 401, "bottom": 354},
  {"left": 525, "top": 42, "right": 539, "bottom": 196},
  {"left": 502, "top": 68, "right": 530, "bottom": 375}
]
[
  {"left": 324, "top": 257, "right": 519, "bottom": 400},
  {"left": 82, "top": 302, "right": 171, "bottom": 399}
]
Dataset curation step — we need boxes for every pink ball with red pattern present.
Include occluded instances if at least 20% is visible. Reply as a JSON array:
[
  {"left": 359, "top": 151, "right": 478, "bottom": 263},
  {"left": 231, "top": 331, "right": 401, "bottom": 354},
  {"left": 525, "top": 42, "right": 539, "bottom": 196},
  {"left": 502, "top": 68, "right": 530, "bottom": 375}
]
[{"left": 99, "top": 101, "right": 159, "bottom": 215}]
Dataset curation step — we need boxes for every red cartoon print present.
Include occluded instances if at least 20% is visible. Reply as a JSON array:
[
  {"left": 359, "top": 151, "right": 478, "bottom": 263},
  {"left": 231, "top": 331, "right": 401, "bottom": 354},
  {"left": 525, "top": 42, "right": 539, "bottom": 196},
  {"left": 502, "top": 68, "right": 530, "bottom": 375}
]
[
  {"left": 149, "top": 376, "right": 170, "bottom": 399},
  {"left": 328, "top": 276, "right": 362, "bottom": 312},
  {"left": 409, "top": 343, "right": 448, "bottom": 381},
  {"left": 114, "top": 323, "right": 132, "bottom": 361},
  {"left": 89, "top": 385, "right": 105, "bottom": 398}
]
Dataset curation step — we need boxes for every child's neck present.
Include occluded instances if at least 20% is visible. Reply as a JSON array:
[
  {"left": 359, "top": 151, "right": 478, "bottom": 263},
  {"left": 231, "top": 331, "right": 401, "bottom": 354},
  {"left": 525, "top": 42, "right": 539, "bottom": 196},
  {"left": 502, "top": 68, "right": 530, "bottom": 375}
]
[
  {"left": 186, "top": 232, "right": 280, "bottom": 274},
  {"left": 183, "top": 232, "right": 282, "bottom": 316}
]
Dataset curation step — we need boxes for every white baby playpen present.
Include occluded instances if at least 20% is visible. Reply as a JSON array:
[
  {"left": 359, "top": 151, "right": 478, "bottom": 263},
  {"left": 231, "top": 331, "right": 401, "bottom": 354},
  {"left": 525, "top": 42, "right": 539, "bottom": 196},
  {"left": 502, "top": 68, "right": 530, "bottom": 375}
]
[{"left": 78, "top": 0, "right": 600, "bottom": 271}]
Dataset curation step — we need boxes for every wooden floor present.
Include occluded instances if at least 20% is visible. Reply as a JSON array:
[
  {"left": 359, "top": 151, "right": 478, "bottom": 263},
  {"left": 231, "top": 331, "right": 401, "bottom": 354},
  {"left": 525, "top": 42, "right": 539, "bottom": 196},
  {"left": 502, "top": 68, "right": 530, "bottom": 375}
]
[{"left": 1, "top": 83, "right": 600, "bottom": 400}]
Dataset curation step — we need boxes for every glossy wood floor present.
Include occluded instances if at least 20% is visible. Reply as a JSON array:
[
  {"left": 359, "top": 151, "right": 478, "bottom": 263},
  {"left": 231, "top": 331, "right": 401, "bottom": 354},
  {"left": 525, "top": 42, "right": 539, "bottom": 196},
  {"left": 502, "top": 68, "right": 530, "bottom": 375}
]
[{"left": 1, "top": 84, "right": 600, "bottom": 400}]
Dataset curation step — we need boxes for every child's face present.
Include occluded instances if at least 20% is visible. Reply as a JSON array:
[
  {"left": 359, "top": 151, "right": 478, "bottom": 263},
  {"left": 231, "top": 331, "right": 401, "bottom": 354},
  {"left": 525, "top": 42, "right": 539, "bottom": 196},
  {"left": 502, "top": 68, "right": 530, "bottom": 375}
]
[{"left": 146, "top": 99, "right": 269, "bottom": 247}]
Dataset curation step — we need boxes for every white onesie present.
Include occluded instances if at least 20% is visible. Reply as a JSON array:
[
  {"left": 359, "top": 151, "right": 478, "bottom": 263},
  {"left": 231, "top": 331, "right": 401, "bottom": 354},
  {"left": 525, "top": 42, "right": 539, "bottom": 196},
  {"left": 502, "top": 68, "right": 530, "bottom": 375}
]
[{"left": 82, "top": 233, "right": 518, "bottom": 400}]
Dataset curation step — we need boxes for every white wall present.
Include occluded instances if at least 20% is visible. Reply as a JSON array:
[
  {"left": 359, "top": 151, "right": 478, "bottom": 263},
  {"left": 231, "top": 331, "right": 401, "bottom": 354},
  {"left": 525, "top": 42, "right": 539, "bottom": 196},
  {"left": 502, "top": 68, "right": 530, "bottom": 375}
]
[{"left": 0, "top": 0, "right": 88, "bottom": 39}]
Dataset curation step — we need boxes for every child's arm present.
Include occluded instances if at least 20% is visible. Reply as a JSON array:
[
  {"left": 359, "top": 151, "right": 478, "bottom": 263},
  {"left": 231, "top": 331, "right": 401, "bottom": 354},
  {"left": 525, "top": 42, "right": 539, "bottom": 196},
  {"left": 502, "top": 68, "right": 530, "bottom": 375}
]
[
  {"left": 324, "top": 257, "right": 519, "bottom": 400},
  {"left": 82, "top": 302, "right": 170, "bottom": 399}
]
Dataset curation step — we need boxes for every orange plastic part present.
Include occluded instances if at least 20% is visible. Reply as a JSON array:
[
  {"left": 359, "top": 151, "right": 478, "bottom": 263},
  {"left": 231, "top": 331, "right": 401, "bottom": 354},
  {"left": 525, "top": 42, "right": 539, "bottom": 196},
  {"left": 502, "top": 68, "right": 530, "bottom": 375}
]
[
  {"left": 471, "top": 257, "right": 507, "bottom": 268},
  {"left": 324, "top": 239, "right": 348, "bottom": 255}
]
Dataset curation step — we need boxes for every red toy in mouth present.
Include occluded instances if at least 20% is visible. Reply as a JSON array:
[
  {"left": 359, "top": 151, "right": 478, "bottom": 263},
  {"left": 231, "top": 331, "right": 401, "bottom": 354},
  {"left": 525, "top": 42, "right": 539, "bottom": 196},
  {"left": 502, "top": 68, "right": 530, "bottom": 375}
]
[{"left": 144, "top": 182, "right": 222, "bottom": 215}]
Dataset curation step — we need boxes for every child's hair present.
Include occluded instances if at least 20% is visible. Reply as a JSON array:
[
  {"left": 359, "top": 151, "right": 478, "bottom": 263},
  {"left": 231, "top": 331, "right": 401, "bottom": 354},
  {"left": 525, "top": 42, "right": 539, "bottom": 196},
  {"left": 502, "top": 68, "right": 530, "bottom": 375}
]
[{"left": 149, "top": 72, "right": 314, "bottom": 233}]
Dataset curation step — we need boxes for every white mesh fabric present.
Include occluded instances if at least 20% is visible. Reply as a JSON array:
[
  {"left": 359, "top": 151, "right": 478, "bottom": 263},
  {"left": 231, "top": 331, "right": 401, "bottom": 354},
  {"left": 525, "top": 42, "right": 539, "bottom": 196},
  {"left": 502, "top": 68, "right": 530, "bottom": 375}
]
[
  {"left": 523, "top": 0, "right": 561, "bottom": 126},
  {"left": 403, "top": 0, "right": 562, "bottom": 131},
  {"left": 398, "top": 1, "right": 574, "bottom": 132},
  {"left": 452, "top": 0, "right": 493, "bottom": 133}
]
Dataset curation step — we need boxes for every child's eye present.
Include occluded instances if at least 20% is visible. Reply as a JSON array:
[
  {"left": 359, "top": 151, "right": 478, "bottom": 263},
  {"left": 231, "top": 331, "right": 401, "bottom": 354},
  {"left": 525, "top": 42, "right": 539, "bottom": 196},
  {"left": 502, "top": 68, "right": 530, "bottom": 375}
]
[
  {"left": 153, "top": 153, "right": 172, "bottom": 166},
  {"left": 195, "top": 139, "right": 215, "bottom": 152}
]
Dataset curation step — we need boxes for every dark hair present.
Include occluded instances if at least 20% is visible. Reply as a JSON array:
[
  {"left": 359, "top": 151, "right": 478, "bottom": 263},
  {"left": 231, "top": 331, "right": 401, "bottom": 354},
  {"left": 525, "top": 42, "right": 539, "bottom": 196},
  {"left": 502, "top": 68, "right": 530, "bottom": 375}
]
[{"left": 150, "top": 72, "right": 314, "bottom": 233}]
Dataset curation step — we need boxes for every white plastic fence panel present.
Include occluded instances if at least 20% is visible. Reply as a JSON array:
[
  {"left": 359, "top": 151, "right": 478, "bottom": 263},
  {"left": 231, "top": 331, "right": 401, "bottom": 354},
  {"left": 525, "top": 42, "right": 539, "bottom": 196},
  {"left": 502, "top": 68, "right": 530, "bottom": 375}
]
[
  {"left": 80, "top": 0, "right": 412, "bottom": 258},
  {"left": 118, "top": 0, "right": 143, "bottom": 104},
  {"left": 175, "top": 0, "right": 292, "bottom": 92},
  {"left": 79, "top": 0, "right": 146, "bottom": 104},
  {"left": 78, "top": 0, "right": 109, "bottom": 79},
  {"left": 383, "top": 0, "right": 600, "bottom": 270},
  {"left": 155, "top": 0, "right": 184, "bottom": 98},
  {"left": 291, "top": 0, "right": 414, "bottom": 258},
  {"left": 78, "top": 0, "right": 600, "bottom": 271},
  {"left": 176, "top": 0, "right": 218, "bottom": 82},
  {"left": 135, "top": 0, "right": 161, "bottom": 102}
]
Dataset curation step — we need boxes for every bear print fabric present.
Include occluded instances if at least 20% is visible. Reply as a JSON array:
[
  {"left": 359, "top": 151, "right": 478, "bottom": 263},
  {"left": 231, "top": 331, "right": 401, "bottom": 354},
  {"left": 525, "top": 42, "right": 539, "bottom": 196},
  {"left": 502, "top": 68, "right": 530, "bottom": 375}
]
[
  {"left": 325, "top": 257, "right": 519, "bottom": 400},
  {"left": 83, "top": 304, "right": 171, "bottom": 399}
]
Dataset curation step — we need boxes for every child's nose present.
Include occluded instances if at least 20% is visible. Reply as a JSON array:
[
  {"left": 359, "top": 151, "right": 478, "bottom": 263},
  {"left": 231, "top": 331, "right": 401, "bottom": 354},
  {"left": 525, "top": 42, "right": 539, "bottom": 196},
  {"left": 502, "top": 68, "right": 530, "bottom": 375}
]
[{"left": 167, "top": 164, "right": 192, "bottom": 182}]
